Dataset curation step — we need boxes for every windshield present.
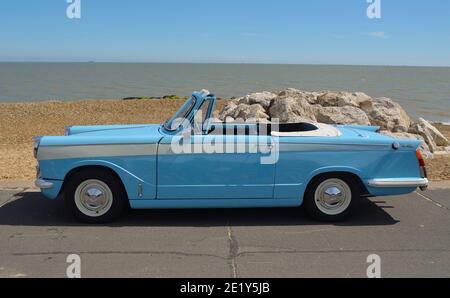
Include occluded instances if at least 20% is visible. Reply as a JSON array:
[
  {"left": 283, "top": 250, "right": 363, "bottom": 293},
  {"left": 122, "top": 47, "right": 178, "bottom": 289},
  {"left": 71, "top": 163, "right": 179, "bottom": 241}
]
[{"left": 163, "top": 96, "right": 196, "bottom": 131}]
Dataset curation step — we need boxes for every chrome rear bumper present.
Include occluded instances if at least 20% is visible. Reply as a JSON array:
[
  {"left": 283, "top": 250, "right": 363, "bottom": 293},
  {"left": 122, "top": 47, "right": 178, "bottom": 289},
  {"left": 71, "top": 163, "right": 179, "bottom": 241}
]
[
  {"left": 368, "top": 178, "right": 429, "bottom": 189},
  {"left": 35, "top": 179, "right": 54, "bottom": 189}
]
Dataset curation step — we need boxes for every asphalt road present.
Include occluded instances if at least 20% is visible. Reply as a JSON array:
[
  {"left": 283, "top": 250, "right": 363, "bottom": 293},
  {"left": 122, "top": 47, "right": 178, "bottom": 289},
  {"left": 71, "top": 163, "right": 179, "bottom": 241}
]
[{"left": 0, "top": 185, "right": 449, "bottom": 278}]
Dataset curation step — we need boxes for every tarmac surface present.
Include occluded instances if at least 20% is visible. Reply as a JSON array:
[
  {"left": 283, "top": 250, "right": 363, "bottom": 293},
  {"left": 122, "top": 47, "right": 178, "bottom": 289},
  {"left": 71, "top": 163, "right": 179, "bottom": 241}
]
[{"left": 0, "top": 183, "right": 449, "bottom": 278}]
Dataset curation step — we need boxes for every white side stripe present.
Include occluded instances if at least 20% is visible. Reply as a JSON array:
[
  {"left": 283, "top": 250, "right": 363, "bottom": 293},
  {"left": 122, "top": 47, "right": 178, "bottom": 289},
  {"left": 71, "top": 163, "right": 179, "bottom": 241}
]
[
  {"left": 38, "top": 144, "right": 158, "bottom": 161},
  {"left": 38, "top": 142, "right": 390, "bottom": 160}
]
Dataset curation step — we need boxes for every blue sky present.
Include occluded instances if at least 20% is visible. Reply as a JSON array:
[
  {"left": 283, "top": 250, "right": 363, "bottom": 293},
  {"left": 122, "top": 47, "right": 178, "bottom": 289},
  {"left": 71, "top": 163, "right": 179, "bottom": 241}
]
[{"left": 0, "top": 0, "right": 449, "bottom": 66}]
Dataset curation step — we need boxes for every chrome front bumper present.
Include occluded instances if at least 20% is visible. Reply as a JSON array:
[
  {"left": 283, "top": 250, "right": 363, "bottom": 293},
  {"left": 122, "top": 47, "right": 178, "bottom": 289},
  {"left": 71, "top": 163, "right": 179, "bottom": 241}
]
[
  {"left": 368, "top": 178, "right": 429, "bottom": 190},
  {"left": 35, "top": 179, "right": 55, "bottom": 189}
]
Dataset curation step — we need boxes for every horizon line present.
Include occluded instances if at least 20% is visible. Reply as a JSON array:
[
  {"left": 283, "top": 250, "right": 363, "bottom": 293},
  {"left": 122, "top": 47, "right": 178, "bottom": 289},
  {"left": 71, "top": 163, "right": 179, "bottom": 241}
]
[{"left": 1, "top": 60, "right": 450, "bottom": 68}]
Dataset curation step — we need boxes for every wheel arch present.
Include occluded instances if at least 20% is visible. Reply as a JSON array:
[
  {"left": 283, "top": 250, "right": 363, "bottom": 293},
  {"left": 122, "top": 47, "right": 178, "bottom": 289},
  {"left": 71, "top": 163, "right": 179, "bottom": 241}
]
[
  {"left": 60, "top": 161, "right": 140, "bottom": 200},
  {"left": 62, "top": 164, "right": 131, "bottom": 223},
  {"left": 303, "top": 167, "right": 370, "bottom": 199}
]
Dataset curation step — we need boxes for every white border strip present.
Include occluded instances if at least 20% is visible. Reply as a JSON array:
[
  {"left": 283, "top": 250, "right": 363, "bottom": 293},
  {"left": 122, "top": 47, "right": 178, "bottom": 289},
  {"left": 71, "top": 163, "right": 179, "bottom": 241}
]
[{"left": 38, "top": 144, "right": 158, "bottom": 161}]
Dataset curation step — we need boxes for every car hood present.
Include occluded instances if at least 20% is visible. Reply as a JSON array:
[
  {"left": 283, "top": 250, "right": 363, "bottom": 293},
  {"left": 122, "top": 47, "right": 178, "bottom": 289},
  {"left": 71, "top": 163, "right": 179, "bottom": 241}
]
[
  {"left": 66, "top": 124, "right": 160, "bottom": 136},
  {"left": 40, "top": 124, "right": 164, "bottom": 147}
]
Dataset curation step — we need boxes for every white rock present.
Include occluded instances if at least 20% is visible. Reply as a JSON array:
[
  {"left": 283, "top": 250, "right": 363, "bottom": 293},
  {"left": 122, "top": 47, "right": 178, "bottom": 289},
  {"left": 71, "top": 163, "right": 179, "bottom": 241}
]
[
  {"left": 366, "top": 97, "right": 411, "bottom": 132},
  {"left": 218, "top": 101, "right": 238, "bottom": 120},
  {"left": 409, "top": 118, "right": 449, "bottom": 153},
  {"left": 238, "top": 91, "right": 277, "bottom": 109},
  {"left": 233, "top": 104, "right": 269, "bottom": 121},
  {"left": 315, "top": 106, "right": 371, "bottom": 126},
  {"left": 278, "top": 88, "right": 319, "bottom": 104},
  {"left": 317, "top": 91, "right": 373, "bottom": 110},
  {"left": 418, "top": 118, "right": 449, "bottom": 147},
  {"left": 269, "top": 97, "right": 317, "bottom": 123}
]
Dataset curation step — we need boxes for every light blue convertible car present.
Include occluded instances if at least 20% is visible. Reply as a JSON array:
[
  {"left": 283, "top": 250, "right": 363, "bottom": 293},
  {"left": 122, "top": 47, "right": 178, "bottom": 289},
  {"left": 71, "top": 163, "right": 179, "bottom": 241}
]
[{"left": 34, "top": 90, "right": 429, "bottom": 223}]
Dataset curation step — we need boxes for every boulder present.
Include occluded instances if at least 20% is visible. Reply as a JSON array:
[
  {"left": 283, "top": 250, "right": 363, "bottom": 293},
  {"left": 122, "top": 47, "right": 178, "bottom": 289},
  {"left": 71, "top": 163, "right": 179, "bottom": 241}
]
[
  {"left": 315, "top": 106, "right": 371, "bottom": 126},
  {"left": 232, "top": 104, "right": 269, "bottom": 121},
  {"left": 381, "top": 131, "right": 432, "bottom": 159},
  {"left": 218, "top": 101, "right": 239, "bottom": 121},
  {"left": 218, "top": 90, "right": 448, "bottom": 157},
  {"left": 409, "top": 118, "right": 449, "bottom": 153},
  {"left": 278, "top": 88, "right": 320, "bottom": 105},
  {"left": 317, "top": 91, "right": 373, "bottom": 110},
  {"left": 269, "top": 97, "right": 317, "bottom": 123},
  {"left": 224, "top": 116, "right": 235, "bottom": 123},
  {"left": 238, "top": 91, "right": 277, "bottom": 109},
  {"left": 366, "top": 97, "right": 411, "bottom": 132}
]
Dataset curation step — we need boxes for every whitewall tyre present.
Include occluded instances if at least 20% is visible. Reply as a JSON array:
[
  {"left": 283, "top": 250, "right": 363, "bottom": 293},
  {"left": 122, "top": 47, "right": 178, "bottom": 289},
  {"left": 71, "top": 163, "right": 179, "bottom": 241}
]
[
  {"left": 65, "top": 168, "right": 127, "bottom": 223},
  {"left": 304, "top": 174, "right": 360, "bottom": 222}
]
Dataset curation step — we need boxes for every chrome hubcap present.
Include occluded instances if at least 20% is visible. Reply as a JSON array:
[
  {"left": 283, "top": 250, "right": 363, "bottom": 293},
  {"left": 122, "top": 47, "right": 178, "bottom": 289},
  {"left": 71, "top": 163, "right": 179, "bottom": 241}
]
[
  {"left": 74, "top": 180, "right": 113, "bottom": 217},
  {"left": 83, "top": 187, "right": 107, "bottom": 210},
  {"left": 315, "top": 179, "right": 352, "bottom": 216},
  {"left": 323, "top": 187, "right": 344, "bottom": 205}
]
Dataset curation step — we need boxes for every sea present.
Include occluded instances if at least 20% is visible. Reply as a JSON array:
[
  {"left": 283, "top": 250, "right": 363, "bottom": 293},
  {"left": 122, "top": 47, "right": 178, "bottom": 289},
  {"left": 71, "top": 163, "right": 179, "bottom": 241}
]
[{"left": 0, "top": 62, "right": 449, "bottom": 122}]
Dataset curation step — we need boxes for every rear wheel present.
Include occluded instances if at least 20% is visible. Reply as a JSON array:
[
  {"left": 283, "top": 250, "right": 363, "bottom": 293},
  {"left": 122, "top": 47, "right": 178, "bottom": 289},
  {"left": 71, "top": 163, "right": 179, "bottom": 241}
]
[
  {"left": 304, "top": 174, "right": 360, "bottom": 222},
  {"left": 64, "top": 169, "right": 127, "bottom": 223}
]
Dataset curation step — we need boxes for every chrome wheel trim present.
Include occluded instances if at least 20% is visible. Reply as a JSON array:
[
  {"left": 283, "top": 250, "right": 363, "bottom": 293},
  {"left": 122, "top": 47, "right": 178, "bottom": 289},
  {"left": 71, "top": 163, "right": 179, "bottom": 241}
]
[
  {"left": 74, "top": 179, "right": 113, "bottom": 217},
  {"left": 314, "top": 178, "right": 352, "bottom": 216}
]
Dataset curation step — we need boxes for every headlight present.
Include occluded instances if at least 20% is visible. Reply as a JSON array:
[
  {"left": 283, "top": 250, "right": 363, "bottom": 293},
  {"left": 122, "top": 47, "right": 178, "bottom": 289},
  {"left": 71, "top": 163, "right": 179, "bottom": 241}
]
[
  {"left": 33, "top": 136, "right": 42, "bottom": 158},
  {"left": 64, "top": 126, "right": 72, "bottom": 136}
]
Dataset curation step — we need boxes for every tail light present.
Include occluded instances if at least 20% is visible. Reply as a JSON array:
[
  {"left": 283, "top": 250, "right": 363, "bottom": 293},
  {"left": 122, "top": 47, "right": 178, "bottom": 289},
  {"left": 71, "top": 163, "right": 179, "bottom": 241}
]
[{"left": 416, "top": 150, "right": 428, "bottom": 178}]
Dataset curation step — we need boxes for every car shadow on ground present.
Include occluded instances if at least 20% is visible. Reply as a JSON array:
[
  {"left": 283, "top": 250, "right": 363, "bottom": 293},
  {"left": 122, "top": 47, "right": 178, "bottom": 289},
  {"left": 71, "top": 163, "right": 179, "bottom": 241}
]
[{"left": 0, "top": 191, "right": 399, "bottom": 227}]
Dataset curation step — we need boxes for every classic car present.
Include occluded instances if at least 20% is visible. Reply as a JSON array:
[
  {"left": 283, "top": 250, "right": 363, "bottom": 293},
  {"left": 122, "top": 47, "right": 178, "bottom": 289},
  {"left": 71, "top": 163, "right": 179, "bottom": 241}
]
[{"left": 34, "top": 90, "right": 429, "bottom": 223}]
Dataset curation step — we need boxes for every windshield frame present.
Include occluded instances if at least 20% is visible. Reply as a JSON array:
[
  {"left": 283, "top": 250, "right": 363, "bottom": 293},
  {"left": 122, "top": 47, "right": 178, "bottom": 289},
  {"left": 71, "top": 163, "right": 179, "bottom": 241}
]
[
  {"left": 192, "top": 97, "right": 216, "bottom": 134},
  {"left": 162, "top": 96, "right": 197, "bottom": 132}
]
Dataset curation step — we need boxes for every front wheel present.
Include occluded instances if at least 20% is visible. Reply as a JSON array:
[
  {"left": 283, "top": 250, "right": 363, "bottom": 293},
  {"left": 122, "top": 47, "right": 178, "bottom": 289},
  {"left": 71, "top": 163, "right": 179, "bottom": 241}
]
[
  {"left": 304, "top": 175, "right": 360, "bottom": 222},
  {"left": 64, "top": 169, "right": 127, "bottom": 223}
]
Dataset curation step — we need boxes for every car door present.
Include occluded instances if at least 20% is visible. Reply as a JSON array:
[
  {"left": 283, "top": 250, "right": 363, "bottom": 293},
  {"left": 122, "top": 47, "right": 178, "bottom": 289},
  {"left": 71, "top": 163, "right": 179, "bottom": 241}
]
[{"left": 157, "top": 101, "right": 276, "bottom": 200}]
